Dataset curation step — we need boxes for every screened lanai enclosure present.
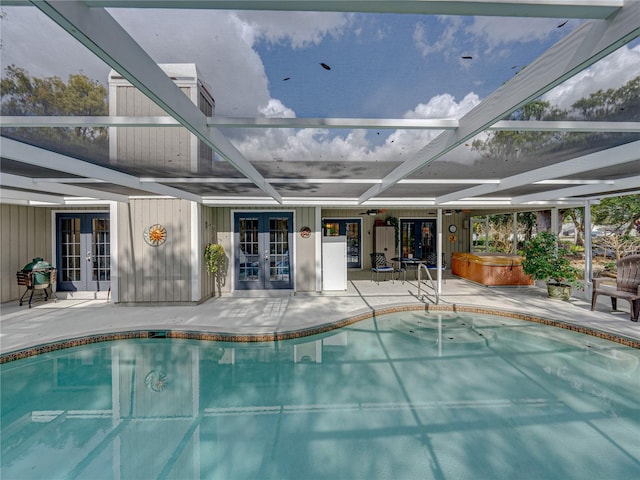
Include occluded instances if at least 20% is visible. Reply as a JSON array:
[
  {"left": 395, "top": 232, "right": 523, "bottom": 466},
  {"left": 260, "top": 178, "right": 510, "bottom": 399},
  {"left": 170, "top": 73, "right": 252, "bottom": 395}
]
[{"left": 0, "top": 1, "right": 639, "bottom": 302}]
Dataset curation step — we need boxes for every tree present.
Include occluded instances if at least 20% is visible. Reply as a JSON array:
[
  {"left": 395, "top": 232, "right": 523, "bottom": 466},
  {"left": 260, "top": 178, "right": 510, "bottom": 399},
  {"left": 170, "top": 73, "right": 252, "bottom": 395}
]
[
  {"left": 518, "top": 211, "right": 537, "bottom": 242},
  {"left": 592, "top": 195, "right": 640, "bottom": 236},
  {"left": 472, "top": 211, "right": 537, "bottom": 253},
  {"left": 561, "top": 207, "right": 585, "bottom": 246},
  {"left": 572, "top": 77, "right": 640, "bottom": 121},
  {"left": 1, "top": 65, "right": 108, "bottom": 157},
  {"left": 471, "top": 100, "right": 563, "bottom": 161},
  {"left": 471, "top": 77, "right": 640, "bottom": 236}
]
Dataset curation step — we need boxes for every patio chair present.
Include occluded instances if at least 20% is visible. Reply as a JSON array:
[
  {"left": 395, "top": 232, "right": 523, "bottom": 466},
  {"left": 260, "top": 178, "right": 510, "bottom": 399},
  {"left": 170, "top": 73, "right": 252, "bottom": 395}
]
[
  {"left": 425, "top": 252, "right": 447, "bottom": 270},
  {"left": 370, "top": 252, "right": 403, "bottom": 284},
  {"left": 590, "top": 254, "right": 640, "bottom": 322}
]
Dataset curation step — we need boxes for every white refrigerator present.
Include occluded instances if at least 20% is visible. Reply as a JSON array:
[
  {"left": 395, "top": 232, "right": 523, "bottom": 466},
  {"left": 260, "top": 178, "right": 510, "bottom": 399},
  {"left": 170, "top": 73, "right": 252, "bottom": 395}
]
[{"left": 322, "top": 236, "right": 347, "bottom": 291}]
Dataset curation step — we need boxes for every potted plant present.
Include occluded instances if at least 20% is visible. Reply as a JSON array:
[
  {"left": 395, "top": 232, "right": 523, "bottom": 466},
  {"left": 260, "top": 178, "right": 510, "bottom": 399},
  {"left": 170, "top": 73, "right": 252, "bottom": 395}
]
[
  {"left": 521, "top": 231, "right": 581, "bottom": 300},
  {"left": 204, "top": 243, "right": 225, "bottom": 296}
]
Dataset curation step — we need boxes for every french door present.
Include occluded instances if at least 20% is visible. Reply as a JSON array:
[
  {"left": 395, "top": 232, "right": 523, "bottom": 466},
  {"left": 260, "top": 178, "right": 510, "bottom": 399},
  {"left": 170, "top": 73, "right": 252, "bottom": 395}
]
[
  {"left": 234, "top": 212, "right": 293, "bottom": 290},
  {"left": 400, "top": 218, "right": 437, "bottom": 260},
  {"left": 322, "top": 218, "right": 361, "bottom": 268},
  {"left": 56, "top": 213, "right": 110, "bottom": 292}
]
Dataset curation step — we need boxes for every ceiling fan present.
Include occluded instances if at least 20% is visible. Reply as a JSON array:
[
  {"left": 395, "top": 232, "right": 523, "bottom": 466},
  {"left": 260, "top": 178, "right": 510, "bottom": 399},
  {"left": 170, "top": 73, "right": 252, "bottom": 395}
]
[{"left": 358, "top": 209, "right": 387, "bottom": 216}]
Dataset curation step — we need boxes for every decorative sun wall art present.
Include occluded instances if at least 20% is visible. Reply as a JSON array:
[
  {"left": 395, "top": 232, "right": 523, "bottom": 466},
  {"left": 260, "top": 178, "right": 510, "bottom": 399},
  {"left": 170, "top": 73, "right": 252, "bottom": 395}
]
[{"left": 144, "top": 224, "right": 167, "bottom": 246}]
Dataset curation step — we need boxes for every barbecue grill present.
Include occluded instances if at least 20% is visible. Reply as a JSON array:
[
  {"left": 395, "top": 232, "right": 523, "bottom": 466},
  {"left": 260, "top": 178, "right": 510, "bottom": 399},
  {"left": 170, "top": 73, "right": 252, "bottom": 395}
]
[{"left": 16, "top": 258, "right": 58, "bottom": 308}]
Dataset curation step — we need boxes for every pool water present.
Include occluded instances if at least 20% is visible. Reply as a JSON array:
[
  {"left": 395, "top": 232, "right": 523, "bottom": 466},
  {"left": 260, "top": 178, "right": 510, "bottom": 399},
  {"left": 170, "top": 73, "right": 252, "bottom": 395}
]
[{"left": 1, "top": 312, "right": 639, "bottom": 479}]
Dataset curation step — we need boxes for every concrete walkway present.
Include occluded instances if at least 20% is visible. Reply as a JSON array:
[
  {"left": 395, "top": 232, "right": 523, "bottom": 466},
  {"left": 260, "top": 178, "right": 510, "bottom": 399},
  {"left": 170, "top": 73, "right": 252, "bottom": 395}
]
[{"left": 1, "top": 275, "right": 638, "bottom": 356}]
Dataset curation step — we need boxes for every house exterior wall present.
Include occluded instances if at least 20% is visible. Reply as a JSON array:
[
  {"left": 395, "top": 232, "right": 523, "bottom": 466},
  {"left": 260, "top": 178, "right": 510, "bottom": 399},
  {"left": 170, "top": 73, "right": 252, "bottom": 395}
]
[
  {"left": 109, "top": 65, "right": 215, "bottom": 303},
  {"left": 322, "top": 208, "right": 470, "bottom": 269},
  {"left": 109, "top": 64, "right": 214, "bottom": 174},
  {"left": 200, "top": 205, "right": 233, "bottom": 298},
  {"left": 112, "top": 86, "right": 194, "bottom": 172},
  {"left": 0, "top": 204, "right": 52, "bottom": 303},
  {"left": 0, "top": 205, "right": 109, "bottom": 303},
  {"left": 200, "top": 206, "right": 318, "bottom": 294},
  {"left": 294, "top": 207, "right": 317, "bottom": 292},
  {"left": 116, "top": 198, "right": 193, "bottom": 303}
]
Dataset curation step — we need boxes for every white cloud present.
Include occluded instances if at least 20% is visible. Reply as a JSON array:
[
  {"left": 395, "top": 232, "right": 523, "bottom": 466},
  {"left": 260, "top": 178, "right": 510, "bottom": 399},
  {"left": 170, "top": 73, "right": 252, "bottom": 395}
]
[
  {"left": 110, "top": 9, "right": 271, "bottom": 117},
  {"left": 233, "top": 127, "right": 371, "bottom": 162},
  {"left": 466, "top": 17, "right": 563, "bottom": 52},
  {"left": 542, "top": 44, "right": 640, "bottom": 110},
  {"left": 0, "top": 8, "right": 350, "bottom": 117},
  {"left": 259, "top": 98, "right": 296, "bottom": 118},
  {"left": 367, "top": 92, "right": 483, "bottom": 163},
  {"left": 233, "top": 92, "right": 483, "bottom": 163},
  {"left": 404, "top": 92, "right": 480, "bottom": 119},
  {"left": 233, "top": 11, "right": 352, "bottom": 49},
  {"left": 413, "top": 17, "right": 463, "bottom": 59},
  {"left": 0, "top": 8, "right": 108, "bottom": 83},
  {"left": 413, "top": 15, "right": 564, "bottom": 60}
]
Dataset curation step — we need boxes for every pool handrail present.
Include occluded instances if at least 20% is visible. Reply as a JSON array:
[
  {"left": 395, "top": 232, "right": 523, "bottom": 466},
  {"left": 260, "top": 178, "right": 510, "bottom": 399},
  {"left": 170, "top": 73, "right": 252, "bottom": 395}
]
[{"left": 418, "top": 262, "right": 439, "bottom": 305}]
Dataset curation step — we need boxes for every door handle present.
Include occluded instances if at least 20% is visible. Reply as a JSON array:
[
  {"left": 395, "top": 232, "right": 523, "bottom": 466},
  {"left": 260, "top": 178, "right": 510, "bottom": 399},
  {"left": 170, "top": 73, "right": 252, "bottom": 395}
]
[{"left": 86, "top": 251, "right": 92, "bottom": 262}]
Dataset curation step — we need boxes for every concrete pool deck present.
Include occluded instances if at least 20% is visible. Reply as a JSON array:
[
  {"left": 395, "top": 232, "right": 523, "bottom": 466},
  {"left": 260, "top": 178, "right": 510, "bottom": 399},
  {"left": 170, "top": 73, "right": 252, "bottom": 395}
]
[{"left": 1, "top": 275, "right": 638, "bottom": 356}]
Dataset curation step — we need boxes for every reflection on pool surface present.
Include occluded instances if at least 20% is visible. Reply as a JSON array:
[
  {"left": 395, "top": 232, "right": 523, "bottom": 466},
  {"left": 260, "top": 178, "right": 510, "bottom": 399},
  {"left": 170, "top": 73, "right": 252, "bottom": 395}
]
[{"left": 1, "top": 312, "right": 639, "bottom": 479}]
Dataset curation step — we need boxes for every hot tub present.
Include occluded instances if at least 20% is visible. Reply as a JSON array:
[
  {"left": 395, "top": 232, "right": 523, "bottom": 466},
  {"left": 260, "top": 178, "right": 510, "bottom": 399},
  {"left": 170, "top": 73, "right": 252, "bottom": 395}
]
[{"left": 451, "top": 252, "right": 533, "bottom": 286}]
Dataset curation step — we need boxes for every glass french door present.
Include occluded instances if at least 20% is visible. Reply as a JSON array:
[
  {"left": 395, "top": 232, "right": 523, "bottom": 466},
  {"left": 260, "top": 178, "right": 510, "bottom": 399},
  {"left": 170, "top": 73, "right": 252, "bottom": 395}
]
[
  {"left": 322, "top": 218, "right": 361, "bottom": 268},
  {"left": 56, "top": 213, "right": 110, "bottom": 292},
  {"left": 400, "top": 218, "right": 436, "bottom": 260},
  {"left": 234, "top": 212, "right": 293, "bottom": 290}
]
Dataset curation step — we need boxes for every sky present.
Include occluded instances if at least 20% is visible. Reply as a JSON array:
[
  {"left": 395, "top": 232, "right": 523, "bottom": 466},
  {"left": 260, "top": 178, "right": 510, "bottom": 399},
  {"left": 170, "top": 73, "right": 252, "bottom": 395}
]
[{"left": 1, "top": 5, "right": 639, "bottom": 164}]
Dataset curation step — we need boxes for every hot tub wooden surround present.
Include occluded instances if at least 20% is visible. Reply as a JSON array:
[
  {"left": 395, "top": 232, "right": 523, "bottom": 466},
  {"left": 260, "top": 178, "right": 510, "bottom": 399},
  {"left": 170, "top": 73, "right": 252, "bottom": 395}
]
[{"left": 451, "top": 252, "right": 533, "bottom": 287}]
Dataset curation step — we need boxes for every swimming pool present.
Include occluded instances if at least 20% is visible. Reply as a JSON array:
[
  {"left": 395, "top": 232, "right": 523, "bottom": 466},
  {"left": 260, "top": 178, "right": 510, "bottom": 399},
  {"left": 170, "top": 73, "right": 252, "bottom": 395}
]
[{"left": 1, "top": 311, "right": 639, "bottom": 479}]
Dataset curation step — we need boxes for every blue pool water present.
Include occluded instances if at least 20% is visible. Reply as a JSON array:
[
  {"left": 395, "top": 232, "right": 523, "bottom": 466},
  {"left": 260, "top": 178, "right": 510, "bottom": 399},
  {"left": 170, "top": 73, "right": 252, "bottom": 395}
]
[{"left": 1, "top": 311, "right": 639, "bottom": 479}]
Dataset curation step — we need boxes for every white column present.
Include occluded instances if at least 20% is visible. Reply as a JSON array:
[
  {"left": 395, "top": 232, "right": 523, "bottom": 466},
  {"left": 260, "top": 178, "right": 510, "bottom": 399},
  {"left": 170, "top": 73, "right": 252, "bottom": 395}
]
[
  {"left": 437, "top": 209, "right": 443, "bottom": 295},
  {"left": 315, "top": 206, "right": 323, "bottom": 292},
  {"left": 551, "top": 207, "right": 560, "bottom": 235},
  {"left": 191, "top": 202, "right": 201, "bottom": 302},
  {"left": 584, "top": 201, "right": 593, "bottom": 300},
  {"left": 109, "top": 201, "right": 119, "bottom": 302},
  {"left": 484, "top": 216, "right": 489, "bottom": 252},
  {"left": 512, "top": 212, "right": 518, "bottom": 254}
]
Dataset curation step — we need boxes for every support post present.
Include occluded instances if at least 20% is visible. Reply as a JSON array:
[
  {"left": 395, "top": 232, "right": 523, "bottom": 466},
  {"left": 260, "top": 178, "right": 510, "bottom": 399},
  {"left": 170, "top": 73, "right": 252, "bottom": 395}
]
[
  {"left": 437, "top": 208, "right": 443, "bottom": 295},
  {"left": 485, "top": 216, "right": 489, "bottom": 252},
  {"left": 512, "top": 212, "right": 518, "bottom": 254},
  {"left": 584, "top": 201, "right": 593, "bottom": 300}
]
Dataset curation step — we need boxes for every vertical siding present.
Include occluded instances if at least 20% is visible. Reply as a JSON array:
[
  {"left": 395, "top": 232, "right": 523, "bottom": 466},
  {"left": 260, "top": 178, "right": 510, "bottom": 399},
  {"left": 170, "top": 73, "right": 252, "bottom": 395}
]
[
  {"left": 0, "top": 205, "right": 104, "bottom": 302},
  {"left": 200, "top": 206, "right": 232, "bottom": 298},
  {"left": 115, "top": 86, "right": 192, "bottom": 172},
  {"left": 0, "top": 205, "right": 52, "bottom": 302},
  {"left": 199, "top": 206, "right": 318, "bottom": 294},
  {"left": 294, "top": 207, "right": 317, "bottom": 292},
  {"left": 116, "top": 199, "right": 192, "bottom": 303}
]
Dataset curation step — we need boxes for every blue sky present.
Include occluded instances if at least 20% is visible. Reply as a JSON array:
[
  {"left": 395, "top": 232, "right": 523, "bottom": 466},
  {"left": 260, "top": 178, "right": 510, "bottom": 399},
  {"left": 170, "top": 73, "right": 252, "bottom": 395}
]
[
  {"left": 1, "top": 7, "right": 639, "bottom": 162},
  {"left": 257, "top": 13, "right": 569, "bottom": 119}
]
